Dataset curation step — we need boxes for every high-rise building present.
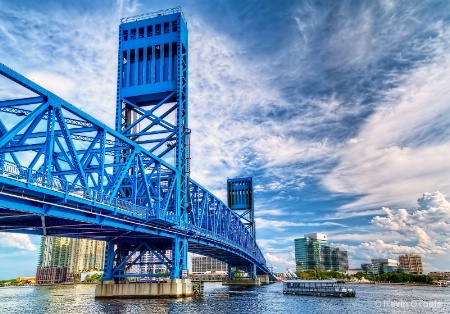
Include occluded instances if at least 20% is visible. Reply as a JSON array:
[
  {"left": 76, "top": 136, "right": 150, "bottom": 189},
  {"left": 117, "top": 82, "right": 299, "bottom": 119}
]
[
  {"left": 295, "top": 233, "right": 327, "bottom": 271},
  {"left": 191, "top": 255, "right": 227, "bottom": 274},
  {"left": 320, "top": 245, "right": 339, "bottom": 271},
  {"left": 399, "top": 254, "right": 423, "bottom": 275},
  {"left": 294, "top": 233, "right": 348, "bottom": 272},
  {"left": 68, "top": 238, "right": 107, "bottom": 273},
  {"left": 37, "top": 236, "right": 106, "bottom": 281},
  {"left": 38, "top": 237, "right": 72, "bottom": 268},
  {"left": 338, "top": 250, "right": 349, "bottom": 272}
]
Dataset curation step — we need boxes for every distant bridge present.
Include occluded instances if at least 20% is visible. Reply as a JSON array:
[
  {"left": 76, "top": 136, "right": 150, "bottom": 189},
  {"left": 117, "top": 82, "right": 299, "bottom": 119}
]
[{"left": 0, "top": 7, "right": 274, "bottom": 282}]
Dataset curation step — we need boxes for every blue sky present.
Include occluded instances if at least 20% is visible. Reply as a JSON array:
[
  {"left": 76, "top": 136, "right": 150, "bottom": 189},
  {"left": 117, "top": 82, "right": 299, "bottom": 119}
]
[{"left": 1, "top": 0, "right": 450, "bottom": 278}]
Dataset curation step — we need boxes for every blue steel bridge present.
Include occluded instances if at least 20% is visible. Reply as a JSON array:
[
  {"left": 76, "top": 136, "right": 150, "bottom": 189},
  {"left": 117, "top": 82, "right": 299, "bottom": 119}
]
[{"left": 0, "top": 7, "right": 274, "bottom": 282}]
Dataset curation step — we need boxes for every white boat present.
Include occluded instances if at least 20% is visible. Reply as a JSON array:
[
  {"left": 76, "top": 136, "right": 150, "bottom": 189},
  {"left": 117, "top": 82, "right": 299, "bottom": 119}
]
[{"left": 283, "top": 280, "right": 356, "bottom": 297}]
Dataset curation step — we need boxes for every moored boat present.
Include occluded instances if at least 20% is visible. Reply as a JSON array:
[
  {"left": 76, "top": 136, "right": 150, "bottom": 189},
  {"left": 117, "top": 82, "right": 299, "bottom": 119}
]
[{"left": 283, "top": 280, "right": 356, "bottom": 297}]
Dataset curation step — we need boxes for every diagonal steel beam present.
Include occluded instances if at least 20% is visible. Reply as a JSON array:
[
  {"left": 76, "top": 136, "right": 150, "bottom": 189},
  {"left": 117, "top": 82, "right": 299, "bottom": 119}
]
[
  {"left": 0, "top": 96, "right": 45, "bottom": 108},
  {"left": 54, "top": 107, "right": 88, "bottom": 187},
  {"left": 0, "top": 102, "right": 49, "bottom": 148}
]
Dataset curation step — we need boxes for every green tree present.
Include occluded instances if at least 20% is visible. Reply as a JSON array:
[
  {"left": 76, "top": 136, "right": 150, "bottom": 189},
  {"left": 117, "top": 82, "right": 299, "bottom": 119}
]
[{"left": 354, "top": 272, "right": 365, "bottom": 280}]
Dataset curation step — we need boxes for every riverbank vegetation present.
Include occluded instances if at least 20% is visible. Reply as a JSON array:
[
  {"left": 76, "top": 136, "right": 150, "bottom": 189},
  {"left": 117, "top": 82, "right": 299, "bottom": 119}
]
[
  {"left": 0, "top": 278, "right": 34, "bottom": 286},
  {"left": 294, "top": 270, "right": 434, "bottom": 284},
  {"left": 363, "top": 272, "right": 434, "bottom": 284},
  {"left": 83, "top": 273, "right": 102, "bottom": 282},
  {"left": 0, "top": 279, "right": 18, "bottom": 286},
  {"left": 295, "top": 270, "right": 350, "bottom": 280}
]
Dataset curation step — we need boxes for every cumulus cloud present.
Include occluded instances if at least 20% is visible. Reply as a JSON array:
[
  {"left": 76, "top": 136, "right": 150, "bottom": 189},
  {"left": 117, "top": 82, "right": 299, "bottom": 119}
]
[
  {"left": 264, "top": 252, "right": 295, "bottom": 271},
  {"left": 345, "top": 192, "right": 450, "bottom": 268},
  {"left": 0, "top": 233, "right": 36, "bottom": 251}
]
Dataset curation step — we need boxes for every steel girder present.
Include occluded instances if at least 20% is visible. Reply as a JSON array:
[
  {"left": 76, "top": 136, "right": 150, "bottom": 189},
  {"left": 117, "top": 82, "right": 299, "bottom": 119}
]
[
  {"left": 0, "top": 53, "right": 270, "bottom": 279},
  {"left": 0, "top": 62, "right": 178, "bottom": 225},
  {"left": 115, "top": 9, "right": 191, "bottom": 280}
]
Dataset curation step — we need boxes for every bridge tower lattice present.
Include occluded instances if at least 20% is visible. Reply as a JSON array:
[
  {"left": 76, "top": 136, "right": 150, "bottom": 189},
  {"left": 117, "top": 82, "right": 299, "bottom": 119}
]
[{"left": 103, "top": 7, "right": 189, "bottom": 280}]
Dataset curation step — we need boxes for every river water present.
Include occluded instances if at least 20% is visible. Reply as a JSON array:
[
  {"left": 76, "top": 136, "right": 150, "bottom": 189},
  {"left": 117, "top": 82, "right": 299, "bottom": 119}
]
[{"left": 0, "top": 282, "right": 449, "bottom": 313}]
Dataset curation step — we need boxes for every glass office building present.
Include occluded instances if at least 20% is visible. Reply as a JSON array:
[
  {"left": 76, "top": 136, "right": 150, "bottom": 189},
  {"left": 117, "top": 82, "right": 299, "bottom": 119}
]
[{"left": 294, "top": 233, "right": 348, "bottom": 272}]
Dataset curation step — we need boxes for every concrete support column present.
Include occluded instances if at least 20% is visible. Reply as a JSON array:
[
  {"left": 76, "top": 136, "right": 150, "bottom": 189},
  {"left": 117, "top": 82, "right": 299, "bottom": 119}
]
[{"left": 95, "top": 279, "right": 193, "bottom": 298}]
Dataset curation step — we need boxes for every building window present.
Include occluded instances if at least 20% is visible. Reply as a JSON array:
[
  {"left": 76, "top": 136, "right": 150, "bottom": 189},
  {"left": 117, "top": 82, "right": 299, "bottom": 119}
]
[
  {"left": 123, "top": 30, "right": 128, "bottom": 41},
  {"left": 155, "top": 24, "right": 161, "bottom": 35},
  {"left": 147, "top": 25, "right": 153, "bottom": 37},
  {"left": 172, "top": 21, "right": 178, "bottom": 32},
  {"left": 164, "top": 22, "right": 170, "bottom": 33},
  {"left": 139, "top": 27, "right": 144, "bottom": 38},
  {"left": 130, "top": 28, "right": 136, "bottom": 40},
  {"left": 164, "top": 43, "right": 169, "bottom": 57}
]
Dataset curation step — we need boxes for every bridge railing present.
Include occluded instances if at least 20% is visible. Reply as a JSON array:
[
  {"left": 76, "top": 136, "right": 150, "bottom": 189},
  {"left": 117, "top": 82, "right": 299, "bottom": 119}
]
[
  {"left": 0, "top": 160, "right": 150, "bottom": 219},
  {"left": 187, "top": 180, "right": 267, "bottom": 267},
  {"left": 0, "top": 61, "right": 269, "bottom": 274},
  {"left": 1, "top": 158, "right": 267, "bottom": 270}
]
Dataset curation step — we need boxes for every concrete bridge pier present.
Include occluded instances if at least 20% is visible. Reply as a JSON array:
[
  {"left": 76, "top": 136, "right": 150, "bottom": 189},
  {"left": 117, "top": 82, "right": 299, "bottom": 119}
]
[
  {"left": 222, "top": 275, "right": 270, "bottom": 286},
  {"left": 258, "top": 274, "right": 270, "bottom": 284},
  {"left": 94, "top": 279, "right": 193, "bottom": 298}
]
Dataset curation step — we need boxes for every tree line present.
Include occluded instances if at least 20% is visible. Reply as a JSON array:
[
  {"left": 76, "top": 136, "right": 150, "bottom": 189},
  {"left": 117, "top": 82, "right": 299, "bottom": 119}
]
[{"left": 294, "top": 269, "right": 434, "bottom": 284}]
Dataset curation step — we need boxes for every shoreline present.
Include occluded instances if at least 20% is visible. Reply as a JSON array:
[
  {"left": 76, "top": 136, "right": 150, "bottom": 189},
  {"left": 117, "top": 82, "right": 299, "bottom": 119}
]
[{"left": 348, "top": 282, "right": 439, "bottom": 287}]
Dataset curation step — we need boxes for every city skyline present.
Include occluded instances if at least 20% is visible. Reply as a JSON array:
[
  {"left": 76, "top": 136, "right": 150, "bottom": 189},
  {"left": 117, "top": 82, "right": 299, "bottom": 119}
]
[{"left": 1, "top": 0, "right": 450, "bottom": 278}]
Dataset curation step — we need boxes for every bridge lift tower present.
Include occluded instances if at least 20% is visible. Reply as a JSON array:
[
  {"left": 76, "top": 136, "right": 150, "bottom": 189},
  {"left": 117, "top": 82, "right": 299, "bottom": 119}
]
[
  {"left": 103, "top": 7, "right": 190, "bottom": 281},
  {"left": 227, "top": 177, "right": 257, "bottom": 279}
]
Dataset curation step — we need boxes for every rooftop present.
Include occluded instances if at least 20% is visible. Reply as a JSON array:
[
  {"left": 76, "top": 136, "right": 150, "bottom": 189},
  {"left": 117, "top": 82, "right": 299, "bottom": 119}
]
[{"left": 121, "top": 7, "right": 186, "bottom": 24}]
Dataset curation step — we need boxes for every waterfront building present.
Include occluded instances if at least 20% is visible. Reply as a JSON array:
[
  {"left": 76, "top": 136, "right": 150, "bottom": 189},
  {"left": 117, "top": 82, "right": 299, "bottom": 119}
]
[
  {"left": 38, "top": 237, "right": 71, "bottom": 268},
  {"left": 37, "top": 236, "right": 106, "bottom": 282},
  {"left": 371, "top": 259, "right": 398, "bottom": 266},
  {"left": 294, "top": 233, "right": 348, "bottom": 272},
  {"left": 36, "top": 266, "right": 67, "bottom": 285},
  {"left": 399, "top": 254, "right": 423, "bottom": 275},
  {"left": 428, "top": 271, "right": 450, "bottom": 280},
  {"left": 338, "top": 250, "right": 349, "bottom": 272},
  {"left": 372, "top": 258, "right": 398, "bottom": 274},
  {"left": 320, "top": 245, "right": 338, "bottom": 270},
  {"left": 361, "top": 263, "right": 379, "bottom": 275},
  {"left": 191, "top": 254, "right": 228, "bottom": 274},
  {"left": 361, "top": 258, "right": 411, "bottom": 275},
  {"left": 68, "top": 238, "right": 106, "bottom": 273}
]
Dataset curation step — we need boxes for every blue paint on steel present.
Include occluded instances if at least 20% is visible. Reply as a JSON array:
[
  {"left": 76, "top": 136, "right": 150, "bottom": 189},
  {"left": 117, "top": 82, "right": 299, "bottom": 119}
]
[
  {"left": 228, "top": 177, "right": 255, "bottom": 238},
  {"left": 0, "top": 6, "right": 276, "bottom": 282}
]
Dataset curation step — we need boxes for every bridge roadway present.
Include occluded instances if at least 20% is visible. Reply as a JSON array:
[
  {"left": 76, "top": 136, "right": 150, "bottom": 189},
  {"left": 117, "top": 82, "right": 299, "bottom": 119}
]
[{"left": 0, "top": 62, "right": 272, "bottom": 279}]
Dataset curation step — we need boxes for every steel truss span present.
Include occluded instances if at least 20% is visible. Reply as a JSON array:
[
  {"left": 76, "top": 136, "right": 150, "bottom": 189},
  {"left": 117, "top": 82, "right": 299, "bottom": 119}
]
[{"left": 0, "top": 7, "right": 273, "bottom": 282}]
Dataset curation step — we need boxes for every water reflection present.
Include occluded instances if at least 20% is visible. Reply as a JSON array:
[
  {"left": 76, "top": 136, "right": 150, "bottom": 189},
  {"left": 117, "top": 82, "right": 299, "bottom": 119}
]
[{"left": 0, "top": 282, "right": 449, "bottom": 314}]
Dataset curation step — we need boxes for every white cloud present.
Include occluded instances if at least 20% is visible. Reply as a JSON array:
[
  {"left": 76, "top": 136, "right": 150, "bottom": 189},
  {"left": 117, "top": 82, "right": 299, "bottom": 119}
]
[
  {"left": 255, "top": 217, "right": 346, "bottom": 231},
  {"left": 0, "top": 233, "right": 36, "bottom": 251},
  {"left": 26, "top": 71, "right": 76, "bottom": 99},
  {"left": 187, "top": 18, "right": 344, "bottom": 193},
  {"left": 344, "top": 192, "right": 450, "bottom": 270},
  {"left": 347, "top": 138, "right": 359, "bottom": 144},
  {"left": 319, "top": 208, "right": 386, "bottom": 220},
  {"left": 324, "top": 27, "right": 450, "bottom": 210},
  {"left": 329, "top": 232, "right": 404, "bottom": 243},
  {"left": 264, "top": 252, "right": 295, "bottom": 271},
  {"left": 255, "top": 209, "right": 285, "bottom": 217}
]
